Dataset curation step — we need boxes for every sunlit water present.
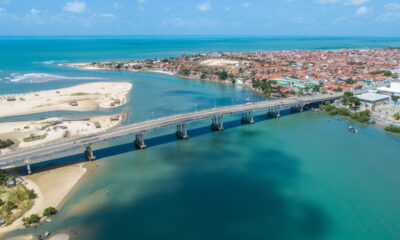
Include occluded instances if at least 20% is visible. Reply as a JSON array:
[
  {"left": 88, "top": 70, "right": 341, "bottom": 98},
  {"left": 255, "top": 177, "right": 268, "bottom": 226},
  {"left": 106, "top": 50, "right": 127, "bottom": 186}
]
[{"left": 1, "top": 37, "right": 400, "bottom": 240}]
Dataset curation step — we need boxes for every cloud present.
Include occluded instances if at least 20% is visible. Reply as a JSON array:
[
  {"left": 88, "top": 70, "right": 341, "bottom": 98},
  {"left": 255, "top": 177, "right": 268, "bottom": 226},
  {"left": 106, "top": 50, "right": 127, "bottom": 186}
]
[
  {"left": 30, "top": 9, "right": 41, "bottom": 15},
  {"left": 314, "top": 0, "right": 369, "bottom": 5},
  {"left": 241, "top": 2, "right": 251, "bottom": 7},
  {"left": 332, "top": 16, "right": 347, "bottom": 23},
  {"left": 63, "top": 1, "right": 86, "bottom": 13},
  {"left": 162, "top": 17, "right": 186, "bottom": 27},
  {"left": 384, "top": 2, "right": 400, "bottom": 11},
  {"left": 376, "top": 11, "right": 400, "bottom": 22},
  {"left": 197, "top": 1, "right": 211, "bottom": 11},
  {"left": 355, "top": 6, "right": 372, "bottom": 16}
]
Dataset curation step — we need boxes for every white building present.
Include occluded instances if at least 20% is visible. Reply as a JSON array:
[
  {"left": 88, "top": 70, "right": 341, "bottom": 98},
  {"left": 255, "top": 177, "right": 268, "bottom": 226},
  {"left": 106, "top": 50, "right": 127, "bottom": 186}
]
[
  {"left": 357, "top": 92, "right": 390, "bottom": 110},
  {"left": 378, "top": 81, "right": 400, "bottom": 97}
]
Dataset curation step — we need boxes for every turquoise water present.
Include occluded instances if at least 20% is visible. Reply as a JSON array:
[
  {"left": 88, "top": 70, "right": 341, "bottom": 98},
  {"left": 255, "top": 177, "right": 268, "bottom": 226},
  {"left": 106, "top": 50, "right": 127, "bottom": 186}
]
[{"left": 2, "top": 37, "right": 400, "bottom": 240}]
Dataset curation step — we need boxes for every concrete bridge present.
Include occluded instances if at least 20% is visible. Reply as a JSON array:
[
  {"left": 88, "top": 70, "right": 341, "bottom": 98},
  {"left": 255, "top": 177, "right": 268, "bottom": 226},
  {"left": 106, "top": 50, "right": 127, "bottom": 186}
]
[{"left": 0, "top": 93, "right": 342, "bottom": 171}]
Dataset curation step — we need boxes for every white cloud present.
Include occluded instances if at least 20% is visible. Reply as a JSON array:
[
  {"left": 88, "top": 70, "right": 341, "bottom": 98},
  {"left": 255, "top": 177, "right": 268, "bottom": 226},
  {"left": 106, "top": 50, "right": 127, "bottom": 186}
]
[
  {"left": 162, "top": 17, "right": 186, "bottom": 27},
  {"left": 344, "top": 0, "right": 370, "bottom": 6},
  {"left": 355, "top": 6, "right": 372, "bottom": 16},
  {"left": 315, "top": 0, "right": 369, "bottom": 5},
  {"left": 30, "top": 9, "right": 41, "bottom": 15},
  {"left": 384, "top": 2, "right": 400, "bottom": 11},
  {"left": 241, "top": 2, "right": 251, "bottom": 7},
  {"left": 376, "top": 11, "right": 400, "bottom": 21},
  {"left": 197, "top": 1, "right": 211, "bottom": 11},
  {"left": 63, "top": 1, "right": 86, "bottom": 14},
  {"left": 332, "top": 16, "right": 347, "bottom": 23}
]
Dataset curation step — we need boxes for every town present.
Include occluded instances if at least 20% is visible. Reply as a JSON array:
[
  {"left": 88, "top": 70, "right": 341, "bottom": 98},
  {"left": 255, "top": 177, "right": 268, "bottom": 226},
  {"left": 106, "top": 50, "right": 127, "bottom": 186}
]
[{"left": 73, "top": 48, "right": 400, "bottom": 131}]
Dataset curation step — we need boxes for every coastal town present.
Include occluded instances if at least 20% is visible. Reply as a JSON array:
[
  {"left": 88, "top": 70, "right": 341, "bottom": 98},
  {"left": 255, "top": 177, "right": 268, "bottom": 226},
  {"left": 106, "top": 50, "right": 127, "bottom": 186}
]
[
  {"left": 72, "top": 48, "right": 400, "bottom": 129},
  {"left": 1, "top": 48, "right": 400, "bottom": 239}
]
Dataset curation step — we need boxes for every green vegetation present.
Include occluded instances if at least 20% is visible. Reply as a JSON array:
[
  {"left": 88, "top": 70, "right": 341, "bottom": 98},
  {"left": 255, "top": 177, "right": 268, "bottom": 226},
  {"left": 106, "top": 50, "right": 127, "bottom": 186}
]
[
  {"left": 342, "top": 92, "right": 361, "bottom": 108},
  {"left": 0, "top": 183, "right": 35, "bottom": 225},
  {"left": 384, "top": 125, "right": 400, "bottom": 134},
  {"left": 345, "top": 78, "right": 358, "bottom": 84},
  {"left": 0, "top": 139, "right": 14, "bottom": 149},
  {"left": 348, "top": 61, "right": 364, "bottom": 66},
  {"left": 319, "top": 101, "right": 371, "bottom": 123},
  {"left": 43, "top": 207, "right": 57, "bottom": 217},
  {"left": 179, "top": 68, "right": 191, "bottom": 76},
  {"left": 215, "top": 70, "right": 228, "bottom": 80},
  {"left": 23, "top": 134, "right": 47, "bottom": 142},
  {"left": 22, "top": 214, "right": 40, "bottom": 227},
  {"left": 252, "top": 79, "right": 282, "bottom": 97},
  {"left": 369, "top": 70, "right": 393, "bottom": 77},
  {"left": 333, "top": 87, "right": 343, "bottom": 92},
  {"left": 71, "top": 92, "right": 90, "bottom": 96}
]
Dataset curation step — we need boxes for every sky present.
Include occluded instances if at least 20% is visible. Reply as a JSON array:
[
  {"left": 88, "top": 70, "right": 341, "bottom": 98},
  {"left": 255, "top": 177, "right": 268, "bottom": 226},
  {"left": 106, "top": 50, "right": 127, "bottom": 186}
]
[{"left": 0, "top": 0, "right": 399, "bottom": 36}]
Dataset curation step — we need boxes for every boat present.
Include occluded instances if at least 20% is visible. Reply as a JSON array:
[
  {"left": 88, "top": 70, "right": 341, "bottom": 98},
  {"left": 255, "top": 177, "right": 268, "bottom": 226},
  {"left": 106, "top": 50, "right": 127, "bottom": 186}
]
[
  {"left": 245, "top": 98, "right": 251, "bottom": 104},
  {"left": 348, "top": 126, "right": 358, "bottom": 133},
  {"left": 37, "top": 231, "right": 51, "bottom": 240}
]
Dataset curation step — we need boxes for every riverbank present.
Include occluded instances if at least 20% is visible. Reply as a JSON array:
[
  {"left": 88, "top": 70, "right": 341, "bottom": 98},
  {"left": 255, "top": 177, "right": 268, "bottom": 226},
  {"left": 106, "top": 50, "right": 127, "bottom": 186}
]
[
  {"left": 0, "top": 82, "right": 132, "bottom": 118},
  {"left": 0, "top": 163, "right": 87, "bottom": 237},
  {"left": 0, "top": 113, "right": 126, "bottom": 154}
]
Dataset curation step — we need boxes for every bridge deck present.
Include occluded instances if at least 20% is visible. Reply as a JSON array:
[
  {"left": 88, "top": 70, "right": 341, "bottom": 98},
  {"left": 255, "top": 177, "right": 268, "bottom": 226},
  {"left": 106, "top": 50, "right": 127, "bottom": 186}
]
[{"left": 0, "top": 93, "right": 342, "bottom": 168}]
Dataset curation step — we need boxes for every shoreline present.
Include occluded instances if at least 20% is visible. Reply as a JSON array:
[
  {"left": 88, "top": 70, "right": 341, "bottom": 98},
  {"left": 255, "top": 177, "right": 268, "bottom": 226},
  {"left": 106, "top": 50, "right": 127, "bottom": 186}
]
[
  {"left": 67, "top": 62, "right": 261, "bottom": 94},
  {"left": 0, "top": 162, "right": 88, "bottom": 237},
  {"left": 0, "top": 82, "right": 132, "bottom": 119}
]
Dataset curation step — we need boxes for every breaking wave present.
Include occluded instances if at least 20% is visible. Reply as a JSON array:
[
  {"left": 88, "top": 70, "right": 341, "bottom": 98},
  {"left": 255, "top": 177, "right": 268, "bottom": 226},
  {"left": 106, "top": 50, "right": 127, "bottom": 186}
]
[{"left": 10, "top": 73, "right": 105, "bottom": 83}]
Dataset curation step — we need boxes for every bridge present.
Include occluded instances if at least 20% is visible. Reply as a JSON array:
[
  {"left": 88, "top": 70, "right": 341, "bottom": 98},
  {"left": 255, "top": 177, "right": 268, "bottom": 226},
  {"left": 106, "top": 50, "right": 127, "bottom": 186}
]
[{"left": 0, "top": 93, "right": 342, "bottom": 171}]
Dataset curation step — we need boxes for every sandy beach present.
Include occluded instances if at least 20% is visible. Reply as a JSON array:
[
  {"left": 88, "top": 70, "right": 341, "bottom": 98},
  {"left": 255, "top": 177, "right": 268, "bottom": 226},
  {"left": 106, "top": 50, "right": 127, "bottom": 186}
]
[
  {"left": 0, "top": 114, "right": 126, "bottom": 154},
  {"left": 0, "top": 82, "right": 132, "bottom": 118},
  {"left": 0, "top": 163, "right": 87, "bottom": 238}
]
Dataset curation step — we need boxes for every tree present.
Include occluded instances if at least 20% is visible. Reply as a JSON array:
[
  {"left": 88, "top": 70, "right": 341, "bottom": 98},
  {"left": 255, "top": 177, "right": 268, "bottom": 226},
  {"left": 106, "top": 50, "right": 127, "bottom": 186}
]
[
  {"left": 4, "top": 201, "right": 17, "bottom": 212},
  {"left": 43, "top": 207, "right": 58, "bottom": 217},
  {"left": 26, "top": 189, "right": 37, "bottom": 200},
  {"left": 179, "top": 69, "right": 191, "bottom": 76},
  {"left": 393, "top": 112, "right": 400, "bottom": 120},
  {"left": 216, "top": 70, "right": 228, "bottom": 80},
  {"left": 22, "top": 214, "right": 40, "bottom": 227}
]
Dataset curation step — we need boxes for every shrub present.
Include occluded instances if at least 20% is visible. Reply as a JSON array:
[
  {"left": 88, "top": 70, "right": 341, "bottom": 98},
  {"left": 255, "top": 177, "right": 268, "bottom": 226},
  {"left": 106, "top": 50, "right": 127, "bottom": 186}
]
[
  {"left": 22, "top": 214, "right": 40, "bottom": 227},
  {"left": 43, "top": 207, "right": 57, "bottom": 217}
]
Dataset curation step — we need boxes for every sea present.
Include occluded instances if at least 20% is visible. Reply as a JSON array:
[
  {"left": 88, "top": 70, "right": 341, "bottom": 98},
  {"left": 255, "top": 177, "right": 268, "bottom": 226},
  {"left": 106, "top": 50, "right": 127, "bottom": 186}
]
[{"left": 1, "top": 36, "right": 400, "bottom": 240}]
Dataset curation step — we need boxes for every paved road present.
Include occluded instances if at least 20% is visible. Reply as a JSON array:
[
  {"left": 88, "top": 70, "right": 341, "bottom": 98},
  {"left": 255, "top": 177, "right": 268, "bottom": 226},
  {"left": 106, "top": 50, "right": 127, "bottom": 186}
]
[{"left": 0, "top": 93, "right": 342, "bottom": 168}]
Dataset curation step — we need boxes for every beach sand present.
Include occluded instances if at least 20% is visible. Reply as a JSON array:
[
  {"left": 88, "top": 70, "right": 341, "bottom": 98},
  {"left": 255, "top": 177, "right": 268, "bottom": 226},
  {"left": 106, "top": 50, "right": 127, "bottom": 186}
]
[
  {"left": 0, "top": 163, "right": 87, "bottom": 238},
  {"left": 0, "top": 114, "right": 125, "bottom": 153},
  {"left": 0, "top": 82, "right": 132, "bottom": 118}
]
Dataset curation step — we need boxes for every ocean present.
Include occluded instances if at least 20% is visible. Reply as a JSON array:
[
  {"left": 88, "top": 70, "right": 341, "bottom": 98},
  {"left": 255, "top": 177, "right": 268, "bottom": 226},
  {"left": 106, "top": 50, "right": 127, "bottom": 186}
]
[{"left": 1, "top": 36, "right": 400, "bottom": 240}]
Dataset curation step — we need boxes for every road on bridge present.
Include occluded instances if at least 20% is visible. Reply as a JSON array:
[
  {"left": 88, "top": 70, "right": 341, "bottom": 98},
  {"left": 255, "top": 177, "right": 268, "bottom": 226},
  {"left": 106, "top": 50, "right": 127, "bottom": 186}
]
[{"left": 0, "top": 93, "right": 342, "bottom": 168}]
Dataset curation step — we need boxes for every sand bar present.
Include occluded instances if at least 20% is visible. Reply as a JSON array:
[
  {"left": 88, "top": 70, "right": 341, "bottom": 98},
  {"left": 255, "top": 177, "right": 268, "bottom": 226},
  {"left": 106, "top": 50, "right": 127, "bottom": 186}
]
[
  {"left": 0, "top": 114, "right": 125, "bottom": 153},
  {"left": 0, "top": 82, "right": 132, "bottom": 118}
]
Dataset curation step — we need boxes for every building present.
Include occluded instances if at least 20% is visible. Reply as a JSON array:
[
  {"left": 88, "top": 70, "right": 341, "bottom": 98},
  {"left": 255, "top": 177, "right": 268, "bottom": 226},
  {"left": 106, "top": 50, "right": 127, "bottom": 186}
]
[
  {"left": 357, "top": 92, "right": 390, "bottom": 110},
  {"left": 378, "top": 81, "right": 400, "bottom": 97}
]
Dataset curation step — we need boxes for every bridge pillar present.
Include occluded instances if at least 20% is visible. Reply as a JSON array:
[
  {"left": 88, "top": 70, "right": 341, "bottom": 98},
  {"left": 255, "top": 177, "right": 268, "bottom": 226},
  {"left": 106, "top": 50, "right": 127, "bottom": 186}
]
[
  {"left": 176, "top": 123, "right": 189, "bottom": 139},
  {"left": 211, "top": 116, "right": 224, "bottom": 131},
  {"left": 84, "top": 144, "right": 96, "bottom": 161},
  {"left": 241, "top": 111, "right": 254, "bottom": 124},
  {"left": 134, "top": 133, "right": 147, "bottom": 149},
  {"left": 25, "top": 159, "right": 32, "bottom": 175}
]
